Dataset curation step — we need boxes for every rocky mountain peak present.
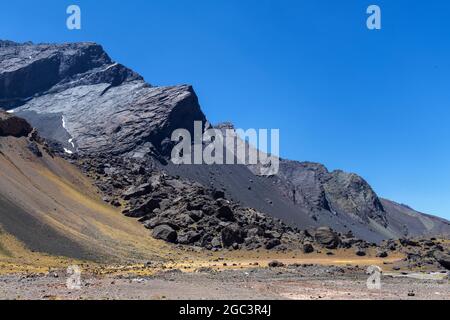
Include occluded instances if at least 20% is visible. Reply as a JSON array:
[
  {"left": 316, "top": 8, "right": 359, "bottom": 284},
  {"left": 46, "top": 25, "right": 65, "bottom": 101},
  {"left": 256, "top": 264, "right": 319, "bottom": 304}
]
[
  {"left": 0, "top": 41, "right": 142, "bottom": 109},
  {"left": 0, "top": 41, "right": 206, "bottom": 157},
  {"left": 1, "top": 40, "right": 448, "bottom": 245}
]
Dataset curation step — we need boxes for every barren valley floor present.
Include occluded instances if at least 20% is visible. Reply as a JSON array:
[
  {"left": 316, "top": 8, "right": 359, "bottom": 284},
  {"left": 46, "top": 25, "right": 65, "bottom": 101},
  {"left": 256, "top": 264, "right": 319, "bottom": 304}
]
[
  {"left": 0, "top": 251, "right": 448, "bottom": 300},
  {"left": 0, "top": 264, "right": 448, "bottom": 300}
]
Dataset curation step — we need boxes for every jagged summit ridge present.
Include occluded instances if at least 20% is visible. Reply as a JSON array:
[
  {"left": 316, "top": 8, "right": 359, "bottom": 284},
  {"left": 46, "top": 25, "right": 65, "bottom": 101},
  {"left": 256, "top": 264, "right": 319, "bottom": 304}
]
[
  {"left": 0, "top": 41, "right": 144, "bottom": 110},
  {"left": 0, "top": 41, "right": 206, "bottom": 156}
]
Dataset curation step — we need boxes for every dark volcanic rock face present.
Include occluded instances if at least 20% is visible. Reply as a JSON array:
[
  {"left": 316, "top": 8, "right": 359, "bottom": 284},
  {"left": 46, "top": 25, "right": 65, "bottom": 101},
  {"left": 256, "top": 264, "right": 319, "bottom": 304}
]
[
  {"left": 0, "top": 41, "right": 115, "bottom": 108},
  {"left": 268, "top": 159, "right": 450, "bottom": 242},
  {"left": 324, "top": 170, "right": 387, "bottom": 227},
  {"left": 0, "top": 41, "right": 206, "bottom": 156},
  {"left": 274, "top": 160, "right": 386, "bottom": 227},
  {"left": 276, "top": 161, "right": 331, "bottom": 212},
  {"left": 0, "top": 111, "right": 32, "bottom": 137}
]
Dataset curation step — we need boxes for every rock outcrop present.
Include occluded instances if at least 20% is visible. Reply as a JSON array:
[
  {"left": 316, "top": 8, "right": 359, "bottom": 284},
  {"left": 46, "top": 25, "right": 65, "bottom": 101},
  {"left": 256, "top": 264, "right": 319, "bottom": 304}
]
[
  {"left": 273, "top": 160, "right": 387, "bottom": 226},
  {"left": 0, "top": 111, "right": 32, "bottom": 137},
  {"left": 268, "top": 159, "right": 450, "bottom": 242},
  {"left": 0, "top": 41, "right": 206, "bottom": 156},
  {"left": 313, "top": 227, "right": 341, "bottom": 249},
  {"left": 433, "top": 251, "right": 450, "bottom": 270}
]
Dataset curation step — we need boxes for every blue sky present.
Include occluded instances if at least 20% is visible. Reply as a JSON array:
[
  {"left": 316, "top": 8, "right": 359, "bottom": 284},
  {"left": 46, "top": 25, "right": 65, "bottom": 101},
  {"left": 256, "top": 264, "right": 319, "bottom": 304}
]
[{"left": 1, "top": 0, "right": 449, "bottom": 219}]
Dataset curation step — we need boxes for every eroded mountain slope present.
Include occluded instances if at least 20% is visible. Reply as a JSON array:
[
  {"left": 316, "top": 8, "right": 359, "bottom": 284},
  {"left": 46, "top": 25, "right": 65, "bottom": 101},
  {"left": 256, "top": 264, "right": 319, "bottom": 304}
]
[{"left": 0, "top": 134, "right": 174, "bottom": 263}]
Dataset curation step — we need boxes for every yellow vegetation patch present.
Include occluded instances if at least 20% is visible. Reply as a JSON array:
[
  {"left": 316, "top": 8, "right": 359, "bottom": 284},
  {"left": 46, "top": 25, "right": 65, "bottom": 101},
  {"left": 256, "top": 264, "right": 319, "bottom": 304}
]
[{"left": 0, "top": 229, "right": 86, "bottom": 275}]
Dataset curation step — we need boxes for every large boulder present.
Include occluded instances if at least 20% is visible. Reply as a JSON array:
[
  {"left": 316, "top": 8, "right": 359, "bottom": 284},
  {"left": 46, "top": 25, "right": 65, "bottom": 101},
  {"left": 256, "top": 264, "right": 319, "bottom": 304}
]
[
  {"left": 211, "top": 189, "right": 225, "bottom": 200},
  {"left": 221, "top": 224, "right": 245, "bottom": 247},
  {"left": 433, "top": 251, "right": 450, "bottom": 270},
  {"left": 268, "top": 260, "right": 285, "bottom": 268},
  {"left": 0, "top": 111, "right": 32, "bottom": 137},
  {"left": 355, "top": 247, "right": 367, "bottom": 257},
  {"left": 151, "top": 224, "right": 177, "bottom": 243},
  {"left": 122, "top": 183, "right": 152, "bottom": 200},
  {"left": 216, "top": 205, "right": 235, "bottom": 222},
  {"left": 265, "top": 238, "right": 281, "bottom": 250},
  {"left": 124, "top": 197, "right": 160, "bottom": 217},
  {"left": 314, "top": 227, "right": 341, "bottom": 249},
  {"left": 399, "top": 238, "right": 420, "bottom": 247},
  {"left": 177, "top": 231, "right": 203, "bottom": 245},
  {"left": 302, "top": 243, "right": 314, "bottom": 254},
  {"left": 376, "top": 250, "right": 388, "bottom": 258}
]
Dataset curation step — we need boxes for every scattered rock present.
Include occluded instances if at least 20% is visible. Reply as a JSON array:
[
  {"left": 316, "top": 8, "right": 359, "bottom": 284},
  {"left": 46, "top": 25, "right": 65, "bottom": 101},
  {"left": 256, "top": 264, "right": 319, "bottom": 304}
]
[
  {"left": 216, "top": 205, "right": 235, "bottom": 222},
  {"left": 177, "top": 231, "right": 203, "bottom": 245},
  {"left": 355, "top": 248, "right": 366, "bottom": 257},
  {"left": 268, "top": 260, "right": 285, "bottom": 268},
  {"left": 399, "top": 238, "right": 419, "bottom": 247},
  {"left": 314, "top": 227, "right": 341, "bottom": 249},
  {"left": 27, "top": 141, "right": 42, "bottom": 157},
  {"left": 376, "top": 250, "right": 388, "bottom": 258},
  {"left": 221, "top": 225, "right": 245, "bottom": 248},
  {"left": 211, "top": 190, "right": 225, "bottom": 200},
  {"left": 122, "top": 183, "right": 152, "bottom": 200},
  {"left": 385, "top": 240, "right": 397, "bottom": 251},
  {"left": 265, "top": 239, "right": 281, "bottom": 250},
  {"left": 433, "top": 251, "right": 450, "bottom": 270},
  {"left": 124, "top": 197, "right": 160, "bottom": 217},
  {"left": 303, "top": 243, "right": 314, "bottom": 254},
  {"left": 152, "top": 225, "right": 177, "bottom": 243}
]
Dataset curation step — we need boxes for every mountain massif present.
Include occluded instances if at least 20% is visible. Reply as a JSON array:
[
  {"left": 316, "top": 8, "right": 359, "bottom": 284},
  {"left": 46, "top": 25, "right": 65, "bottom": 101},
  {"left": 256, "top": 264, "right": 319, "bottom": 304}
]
[{"left": 0, "top": 40, "right": 449, "bottom": 260}]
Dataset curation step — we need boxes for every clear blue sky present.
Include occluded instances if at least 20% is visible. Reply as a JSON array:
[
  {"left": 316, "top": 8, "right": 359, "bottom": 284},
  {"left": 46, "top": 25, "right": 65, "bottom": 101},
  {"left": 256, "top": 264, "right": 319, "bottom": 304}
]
[{"left": 1, "top": 0, "right": 449, "bottom": 219}]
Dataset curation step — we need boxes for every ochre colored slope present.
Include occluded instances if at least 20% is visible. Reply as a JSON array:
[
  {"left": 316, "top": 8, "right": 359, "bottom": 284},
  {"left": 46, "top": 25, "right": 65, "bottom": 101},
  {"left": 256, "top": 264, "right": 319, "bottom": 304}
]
[{"left": 0, "top": 137, "right": 174, "bottom": 264}]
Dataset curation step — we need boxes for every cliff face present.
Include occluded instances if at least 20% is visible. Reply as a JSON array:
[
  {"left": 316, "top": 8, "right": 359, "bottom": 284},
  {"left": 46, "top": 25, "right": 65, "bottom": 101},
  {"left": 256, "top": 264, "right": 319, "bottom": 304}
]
[
  {"left": 1, "top": 40, "right": 449, "bottom": 244},
  {"left": 274, "top": 161, "right": 387, "bottom": 226},
  {"left": 0, "top": 41, "right": 114, "bottom": 108},
  {"left": 0, "top": 110, "right": 32, "bottom": 137},
  {"left": 271, "top": 160, "right": 444, "bottom": 242}
]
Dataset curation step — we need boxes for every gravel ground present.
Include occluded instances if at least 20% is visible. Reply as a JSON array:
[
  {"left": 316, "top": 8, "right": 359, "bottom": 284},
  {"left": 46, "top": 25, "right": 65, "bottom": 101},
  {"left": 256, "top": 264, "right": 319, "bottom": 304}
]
[{"left": 0, "top": 265, "right": 448, "bottom": 300}]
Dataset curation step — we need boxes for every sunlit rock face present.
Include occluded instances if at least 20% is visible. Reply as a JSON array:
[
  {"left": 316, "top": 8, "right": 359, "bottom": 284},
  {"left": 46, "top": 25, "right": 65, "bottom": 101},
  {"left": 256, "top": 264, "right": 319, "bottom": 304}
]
[{"left": 0, "top": 41, "right": 206, "bottom": 156}]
